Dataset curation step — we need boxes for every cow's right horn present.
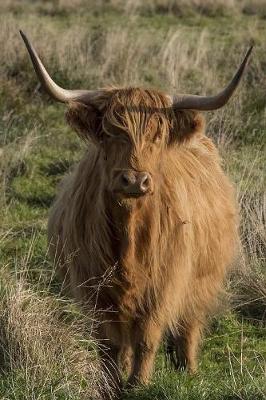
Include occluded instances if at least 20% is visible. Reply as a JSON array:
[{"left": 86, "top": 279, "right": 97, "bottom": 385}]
[{"left": 20, "top": 31, "right": 96, "bottom": 104}]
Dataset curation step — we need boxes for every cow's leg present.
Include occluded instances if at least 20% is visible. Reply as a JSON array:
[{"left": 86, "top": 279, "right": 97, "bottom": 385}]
[
  {"left": 166, "top": 329, "right": 187, "bottom": 370},
  {"left": 119, "top": 344, "right": 133, "bottom": 376},
  {"left": 185, "top": 319, "right": 204, "bottom": 373},
  {"left": 167, "top": 317, "right": 205, "bottom": 373},
  {"left": 98, "top": 344, "right": 121, "bottom": 399},
  {"left": 127, "top": 317, "right": 164, "bottom": 386},
  {"left": 97, "top": 322, "right": 123, "bottom": 399}
]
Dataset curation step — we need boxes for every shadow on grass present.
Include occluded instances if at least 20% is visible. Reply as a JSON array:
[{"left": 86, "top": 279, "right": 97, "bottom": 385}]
[
  {"left": 11, "top": 193, "right": 54, "bottom": 208},
  {"left": 122, "top": 385, "right": 168, "bottom": 400},
  {"left": 41, "top": 159, "right": 72, "bottom": 177}
]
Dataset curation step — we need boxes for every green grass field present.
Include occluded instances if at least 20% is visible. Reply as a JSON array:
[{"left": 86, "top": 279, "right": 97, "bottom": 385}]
[{"left": 0, "top": 1, "right": 265, "bottom": 399}]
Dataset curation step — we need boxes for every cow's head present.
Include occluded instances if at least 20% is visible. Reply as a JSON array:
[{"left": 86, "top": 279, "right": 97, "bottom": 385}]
[
  {"left": 20, "top": 31, "right": 252, "bottom": 200},
  {"left": 65, "top": 87, "right": 190, "bottom": 199}
]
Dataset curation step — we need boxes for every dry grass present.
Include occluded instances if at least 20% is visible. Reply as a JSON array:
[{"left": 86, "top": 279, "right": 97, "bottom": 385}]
[
  {"left": 110, "top": 0, "right": 266, "bottom": 17},
  {"left": 13, "top": 0, "right": 265, "bottom": 17},
  {"left": 232, "top": 191, "right": 266, "bottom": 324},
  {"left": 233, "top": 265, "right": 266, "bottom": 324},
  {"left": 0, "top": 258, "right": 106, "bottom": 399}
]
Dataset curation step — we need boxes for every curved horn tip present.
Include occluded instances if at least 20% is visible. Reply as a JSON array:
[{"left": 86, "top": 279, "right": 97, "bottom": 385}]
[
  {"left": 19, "top": 30, "right": 28, "bottom": 44},
  {"left": 245, "top": 45, "right": 253, "bottom": 61},
  {"left": 247, "top": 45, "right": 253, "bottom": 55}
]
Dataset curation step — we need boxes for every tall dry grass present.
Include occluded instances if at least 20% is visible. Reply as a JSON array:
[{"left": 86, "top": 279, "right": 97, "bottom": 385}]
[
  {"left": 112, "top": 0, "right": 266, "bottom": 16},
  {"left": 232, "top": 188, "right": 266, "bottom": 324},
  {"left": 0, "top": 248, "right": 107, "bottom": 399},
  {"left": 2, "top": 0, "right": 265, "bottom": 17}
]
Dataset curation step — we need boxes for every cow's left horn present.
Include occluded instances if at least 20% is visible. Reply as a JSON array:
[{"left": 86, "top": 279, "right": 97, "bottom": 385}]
[
  {"left": 172, "top": 46, "right": 253, "bottom": 111},
  {"left": 20, "top": 30, "right": 95, "bottom": 104}
]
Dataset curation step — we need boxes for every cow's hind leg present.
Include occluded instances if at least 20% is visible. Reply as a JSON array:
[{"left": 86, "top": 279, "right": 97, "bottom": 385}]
[
  {"left": 166, "top": 318, "right": 205, "bottom": 373},
  {"left": 166, "top": 330, "right": 188, "bottom": 371}
]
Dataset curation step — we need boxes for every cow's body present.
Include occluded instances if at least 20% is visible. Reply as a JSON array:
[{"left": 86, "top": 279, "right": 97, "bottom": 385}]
[{"left": 48, "top": 89, "right": 238, "bottom": 396}]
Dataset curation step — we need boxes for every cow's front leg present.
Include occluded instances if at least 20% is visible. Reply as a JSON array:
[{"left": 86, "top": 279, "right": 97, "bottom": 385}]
[
  {"left": 97, "top": 323, "right": 122, "bottom": 399},
  {"left": 98, "top": 342, "right": 122, "bottom": 399},
  {"left": 127, "top": 317, "right": 164, "bottom": 386},
  {"left": 119, "top": 344, "right": 133, "bottom": 376}
]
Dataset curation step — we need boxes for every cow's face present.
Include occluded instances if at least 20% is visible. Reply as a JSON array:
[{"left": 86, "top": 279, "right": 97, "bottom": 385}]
[
  {"left": 100, "top": 89, "right": 173, "bottom": 199},
  {"left": 66, "top": 88, "right": 204, "bottom": 200}
]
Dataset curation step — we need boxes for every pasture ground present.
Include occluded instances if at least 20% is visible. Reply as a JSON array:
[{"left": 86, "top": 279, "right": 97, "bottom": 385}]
[{"left": 0, "top": 1, "right": 265, "bottom": 399}]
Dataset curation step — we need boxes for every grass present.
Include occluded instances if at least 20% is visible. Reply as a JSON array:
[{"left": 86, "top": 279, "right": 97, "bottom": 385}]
[
  {"left": 0, "top": 0, "right": 265, "bottom": 399},
  {"left": 0, "top": 266, "right": 103, "bottom": 400}
]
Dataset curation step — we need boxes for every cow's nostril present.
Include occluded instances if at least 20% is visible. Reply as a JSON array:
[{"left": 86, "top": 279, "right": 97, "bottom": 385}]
[
  {"left": 120, "top": 172, "right": 136, "bottom": 187},
  {"left": 121, "top": 174, "right": 130, "bottom": 187},
  {"left": 140, "top": 174, "right": 151, "bottom": 192},
  {"left": 142, "top": 176, "right": 149, "bottom": 186}
]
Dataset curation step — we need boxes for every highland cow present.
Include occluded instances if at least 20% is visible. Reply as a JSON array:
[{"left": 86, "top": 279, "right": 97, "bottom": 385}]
[{"left": 21, "top": 31, "right": 252, "bottom": 398}]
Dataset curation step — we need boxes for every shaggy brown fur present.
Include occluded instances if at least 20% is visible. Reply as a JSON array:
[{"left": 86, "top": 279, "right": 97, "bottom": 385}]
[{"left": 48, "top": 87, "right": 238, "bottom": 398}]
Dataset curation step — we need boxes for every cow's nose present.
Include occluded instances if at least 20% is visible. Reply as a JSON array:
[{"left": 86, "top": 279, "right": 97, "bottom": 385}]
[{"left": 118, "top": 170, "right": 153, "bottom": 197}]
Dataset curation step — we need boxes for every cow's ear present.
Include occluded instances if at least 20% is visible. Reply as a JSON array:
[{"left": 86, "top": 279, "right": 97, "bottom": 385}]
[
  {"left": 171, "top": 110, "right": 205, "bottom": 143},
  {"left": 65, "top": 102, "right": 103, "bottom": 143}
]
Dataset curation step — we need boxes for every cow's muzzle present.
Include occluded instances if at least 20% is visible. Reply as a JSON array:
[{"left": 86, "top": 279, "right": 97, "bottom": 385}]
[{"left": 113, "top": 170, "right": 153, "bottom": 198}]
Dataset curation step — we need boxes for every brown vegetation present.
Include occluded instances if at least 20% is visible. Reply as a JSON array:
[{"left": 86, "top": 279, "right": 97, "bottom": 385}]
[{"left": 0, "top": 266, "right": 105, "bottom": 399}]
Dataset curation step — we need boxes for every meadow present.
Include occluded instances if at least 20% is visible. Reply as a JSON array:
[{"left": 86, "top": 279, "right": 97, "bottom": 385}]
[{"left": 0, "top": 1, "right": 265, "bottom": 399}]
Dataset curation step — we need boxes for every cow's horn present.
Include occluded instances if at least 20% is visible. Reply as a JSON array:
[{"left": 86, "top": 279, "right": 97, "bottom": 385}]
[
  {"left": 172, "top": 46, "right": 252, "bottom": 111},
  {"left": 20, "top": 30, "right": 95, "bottom": 104}
]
